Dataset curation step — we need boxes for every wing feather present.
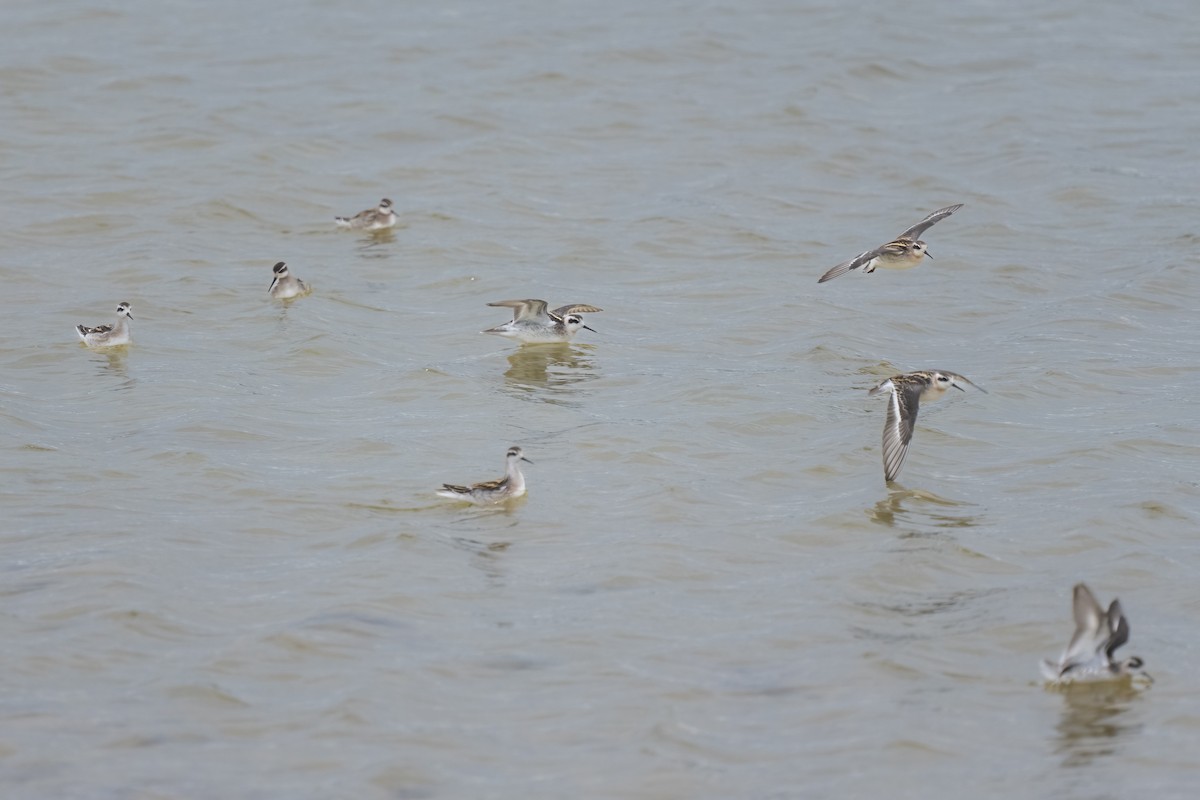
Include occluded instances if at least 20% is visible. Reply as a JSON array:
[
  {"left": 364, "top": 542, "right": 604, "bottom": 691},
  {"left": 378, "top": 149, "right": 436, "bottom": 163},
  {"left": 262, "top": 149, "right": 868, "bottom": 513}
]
[
  {"left": 881, "top": 382, "right": 920, "bottom": 482},
  {"left": 549, "top": 303, "right": 602, "bottom": 320},
  {"left": 487, "top": 299, "right": 549, "bottom": 322},
  {"left": 896, "top": 203, "right": 963, "bottom": 241},
  {"left": 78, "top": 323, "right": 114, "bottom": 336},
  {"left": 881, "top": 389, "right": 905, "bottom": 481},
  {"left": 1105, "top": 599, "right": 1130, "bottom": 658},
  {"left": 1064, "top": 583, "right": 1106, "bottom": 663},
  {"left": 818, "top": 248, "right": 879, "bottom": 283}
]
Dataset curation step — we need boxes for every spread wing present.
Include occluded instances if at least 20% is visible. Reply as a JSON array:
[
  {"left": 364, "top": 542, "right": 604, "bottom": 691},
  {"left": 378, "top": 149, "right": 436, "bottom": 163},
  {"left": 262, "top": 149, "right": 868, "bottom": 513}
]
[
  {"left": 548, "top": 303, "right": 602, "bottom": 321},
  {"left": 1063, "top": 583, "right": 1107, "bottom": 665},
  {"left": 880, "top": 381, "right": 921, "bottom": 482},
  {"left": 895, "top": 203, "right": 963, "bottom": 241},
  {"left": 1104, "top": 599, "right": 1130, "bottom": 659},
  {"left": 818, "top": 246, "right": 884, "bottom": 283},
  {"left": 487, "top": 299, "right": 549, "bottom": 322}
]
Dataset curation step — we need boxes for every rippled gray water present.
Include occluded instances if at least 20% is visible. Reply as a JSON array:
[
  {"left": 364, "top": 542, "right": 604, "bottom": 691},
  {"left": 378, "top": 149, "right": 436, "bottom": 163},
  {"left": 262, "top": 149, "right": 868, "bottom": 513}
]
[{"left": 3, "top": 0, "right": 1200, "bottom": 797}]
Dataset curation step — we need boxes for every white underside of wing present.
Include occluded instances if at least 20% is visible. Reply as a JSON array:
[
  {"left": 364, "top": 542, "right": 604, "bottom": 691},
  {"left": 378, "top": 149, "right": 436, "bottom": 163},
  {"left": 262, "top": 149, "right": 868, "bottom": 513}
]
[
  {"left": 881, "top": 388, "right": 909, "bottom": 482},
  {"left": 819, "top": 249, "right": 876, "bottom": 283}
]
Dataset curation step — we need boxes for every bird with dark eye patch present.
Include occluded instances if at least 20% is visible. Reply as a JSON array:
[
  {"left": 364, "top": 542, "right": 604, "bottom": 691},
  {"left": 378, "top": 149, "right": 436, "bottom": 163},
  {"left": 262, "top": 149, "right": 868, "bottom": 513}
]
[
  {"left": 819, "top": 203, "right": 963, "bottom": 283},
  {"left": 334, "top": 198, "right": 396, "bottom": 231},
  {"left": 268, "top": 261, "right": 311, "bottom": 300},
  {"left": 482, "top": 299, "right": 602, "bottom": 343},
  {"left": 437, "top": 446, "right": 532, "bottom": 505},
  {"left": 76, "top": 302, "right": 133, "bottom": 347},
  {"left": 867, "top": 369, "right": 983, "bottom": 483},
  {"left": 1041, "top": 583, "right": 1149, "bottom": 685}
]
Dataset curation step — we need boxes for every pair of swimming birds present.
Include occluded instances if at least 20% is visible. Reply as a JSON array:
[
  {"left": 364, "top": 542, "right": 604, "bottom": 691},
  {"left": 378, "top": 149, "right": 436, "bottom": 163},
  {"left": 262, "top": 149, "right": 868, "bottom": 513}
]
[
  {"left": 74, "top": 263, "right": 322, "bottom": 330},
  {"left": 268, "top": 258, "right": 602, "bottom": 343},
  {"left": 78, "top": 288, "right": 602, "bottom": 346},
  {"left": 269, "top": 276, "right": 605, "bottom": 343}
]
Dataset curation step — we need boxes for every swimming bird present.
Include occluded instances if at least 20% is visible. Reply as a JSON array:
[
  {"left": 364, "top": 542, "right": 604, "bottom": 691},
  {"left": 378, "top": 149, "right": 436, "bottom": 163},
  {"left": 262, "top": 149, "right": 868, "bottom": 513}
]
[
  {"left": 818, "top": 203, "right": 963, "bottom": 283},
  {"left": 1041, "top": 583, "right": 1147, "bottom": 684},
  {"left": 868, "top": 370, "right": 983, "bottom": 483},
  {"left": 334, "top": 198, "right": 396, "bottom": 231},
  {"left": 437, "top": 446, "right": 532, "bottom": 505},
  {"left": 76, "top": 302, "right": 133, "bottom": 347},
  {"left": 483, "top": 299, "right": 602, "bottom": 343},
  {"left": 268, "top": 261, "right": 310, "bottom": 300}
]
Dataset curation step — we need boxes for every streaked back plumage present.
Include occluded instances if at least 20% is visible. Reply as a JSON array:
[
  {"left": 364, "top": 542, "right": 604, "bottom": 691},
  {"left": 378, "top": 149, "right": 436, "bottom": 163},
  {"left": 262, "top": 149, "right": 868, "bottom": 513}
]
[
  {"left": 76, "top": 302, "right": 133, "bottom": 347},
  {"left": 437, "top": 446, "right": 532, "bottom": 505}
]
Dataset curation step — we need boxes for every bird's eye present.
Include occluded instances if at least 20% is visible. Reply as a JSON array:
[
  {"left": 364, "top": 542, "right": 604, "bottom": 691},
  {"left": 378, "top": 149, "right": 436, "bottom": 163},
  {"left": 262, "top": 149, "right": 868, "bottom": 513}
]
[{"left": 937, "top": 375, "right": 948, "bottom": 382}]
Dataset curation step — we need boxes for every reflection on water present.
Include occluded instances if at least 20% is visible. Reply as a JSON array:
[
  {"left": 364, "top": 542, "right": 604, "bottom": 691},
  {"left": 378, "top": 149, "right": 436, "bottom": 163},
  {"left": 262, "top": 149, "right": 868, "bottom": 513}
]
[
  {"left": 449, "top": 536, "right": 512, "bottom": 585},
  {"left": 1051, "top": 681, "right": 1145, "bottom": 768},
  {"left": 272, "top": 291, "right": 310, "bottom": 324},
  {"left": 354, "top": 229, "right": 397, "bottom": 257},
  {"left": 851, "top": 588, "right": 1000, "bottom": 647},
  {"left": 500, "top": 343, "right": 598, "bottom": 405},
  {"left": 89, "top": 348, "right": 134, "bottom": 385},
  {"left": 864, "top": 588, "right": 1000, "bottom": 619},
  {"left": 868, "top": 484, "right": 980, "bottom": 531}
]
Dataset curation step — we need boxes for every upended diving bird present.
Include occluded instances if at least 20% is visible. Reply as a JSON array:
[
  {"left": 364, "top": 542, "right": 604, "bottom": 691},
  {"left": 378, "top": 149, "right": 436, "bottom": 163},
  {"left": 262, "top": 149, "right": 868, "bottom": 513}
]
[
  {"left": 868, "top": 370, "right": 984, "bottom": 483},
  {"left": 818, "top": 203, "right": 963, "bottom": 283}
]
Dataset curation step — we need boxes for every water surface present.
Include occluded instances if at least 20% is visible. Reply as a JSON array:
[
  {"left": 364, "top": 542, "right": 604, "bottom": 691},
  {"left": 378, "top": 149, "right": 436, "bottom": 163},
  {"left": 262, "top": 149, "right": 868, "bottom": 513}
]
[{"left": 3, "top": 0, "right": 1199, "bottom": 797}]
